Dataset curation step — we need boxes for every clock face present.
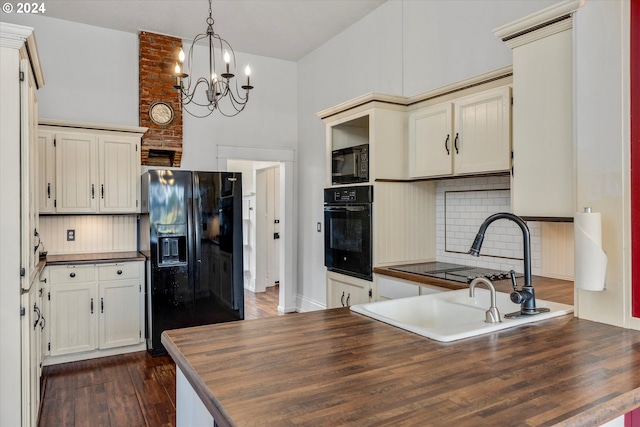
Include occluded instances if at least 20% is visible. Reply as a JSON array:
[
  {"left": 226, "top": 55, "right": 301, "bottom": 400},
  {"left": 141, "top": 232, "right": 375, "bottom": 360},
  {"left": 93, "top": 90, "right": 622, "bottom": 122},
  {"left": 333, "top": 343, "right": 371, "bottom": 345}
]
[{"left": 149, "top": 102, "right": 174, "bottom": 125}]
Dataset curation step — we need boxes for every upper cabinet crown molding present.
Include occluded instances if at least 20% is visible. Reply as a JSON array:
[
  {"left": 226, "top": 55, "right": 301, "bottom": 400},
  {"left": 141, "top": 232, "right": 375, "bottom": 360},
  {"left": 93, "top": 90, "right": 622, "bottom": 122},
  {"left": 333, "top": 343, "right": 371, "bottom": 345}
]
[
  {"left": 493, "top": 0, "right": 585, "bottom": 48},
  {"left": 317, "top": 66, "right": 514, "bottom": 121},
  {"left": 0, "top": 22, "right": 44, "bottom": 88},
  {"left": 39, "top": 118, "right": 148, "bottom": 136},
  {"left": 317, "top": 93, "right": 407, "bottom": 121}
]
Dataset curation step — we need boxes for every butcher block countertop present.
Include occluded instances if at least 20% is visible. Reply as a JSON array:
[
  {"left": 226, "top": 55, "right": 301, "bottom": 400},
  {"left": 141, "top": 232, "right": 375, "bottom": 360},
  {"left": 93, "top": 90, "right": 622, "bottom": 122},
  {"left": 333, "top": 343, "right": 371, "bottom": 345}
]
[
  {"left": 162, "top": 277, "right": 640, "bottom": 427},
  {"left": 45, "top": 251, "right": 145, "bottom": 265}
]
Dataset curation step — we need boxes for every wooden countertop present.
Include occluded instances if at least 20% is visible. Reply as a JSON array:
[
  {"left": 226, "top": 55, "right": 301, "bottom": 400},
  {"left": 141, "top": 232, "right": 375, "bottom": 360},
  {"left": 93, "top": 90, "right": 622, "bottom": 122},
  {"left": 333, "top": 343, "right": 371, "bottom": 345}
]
[
  {"left": 374, "top": 266, "right": 574, "bottom": 305},
  {"left": 162, "top": 298, "right": 640, "bottom": 426},
  {"left": 45, "top": 251, "right": 145, "bottom": 265}
]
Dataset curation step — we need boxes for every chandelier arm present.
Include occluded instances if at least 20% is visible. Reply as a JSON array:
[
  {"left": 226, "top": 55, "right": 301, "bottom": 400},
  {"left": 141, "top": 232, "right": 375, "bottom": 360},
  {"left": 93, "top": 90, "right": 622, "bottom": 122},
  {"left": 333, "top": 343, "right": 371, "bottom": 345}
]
[
  {"left": 182, "top": 103, "right": 216, "bottom": 118},
  {"left": 180, "top": 78, "right": 215, "bottom": 107}
]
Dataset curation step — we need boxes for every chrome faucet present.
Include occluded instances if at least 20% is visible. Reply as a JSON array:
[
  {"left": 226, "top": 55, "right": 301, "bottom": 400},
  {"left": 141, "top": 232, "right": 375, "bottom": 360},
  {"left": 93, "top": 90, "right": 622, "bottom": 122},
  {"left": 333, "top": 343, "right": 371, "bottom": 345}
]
[
  {"left": 469, "top": 277, "right": 501, "bottom": 324},
  {"left": 469, "top": 212, "right": 548, "bottom": 318}
]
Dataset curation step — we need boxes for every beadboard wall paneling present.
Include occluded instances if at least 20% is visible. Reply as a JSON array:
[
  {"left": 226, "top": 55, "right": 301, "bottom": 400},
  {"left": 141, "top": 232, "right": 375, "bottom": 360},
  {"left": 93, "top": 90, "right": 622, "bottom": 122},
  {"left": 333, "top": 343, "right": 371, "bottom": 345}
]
[
  {"left": 540, "top": 222, "right": 575, "bottom": 280},
  {"left": 39, "top": 215, "right": 137, "bottom": 255},
  {"left": 374, "top": 181, "right": 436, "bottom": 266},
  {"left": 435, "top": 176, "right": 542, "bottom": 275}
]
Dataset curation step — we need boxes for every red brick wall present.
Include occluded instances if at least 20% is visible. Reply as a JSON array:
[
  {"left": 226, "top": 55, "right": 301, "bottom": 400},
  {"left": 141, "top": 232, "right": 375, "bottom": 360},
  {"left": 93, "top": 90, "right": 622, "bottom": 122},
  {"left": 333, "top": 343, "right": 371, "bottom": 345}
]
[{"left": 139, "top": 31, "right": 183, "bottom": 166}]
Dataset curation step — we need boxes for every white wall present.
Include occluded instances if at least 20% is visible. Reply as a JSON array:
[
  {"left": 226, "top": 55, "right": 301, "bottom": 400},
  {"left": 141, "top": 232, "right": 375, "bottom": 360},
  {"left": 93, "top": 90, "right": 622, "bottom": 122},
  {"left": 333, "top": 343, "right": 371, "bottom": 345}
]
[
  {"left": 1, "top": 14, "right": 140, "bottom": 125},
  {"left": 2, "top": 13, "right": 298, "bottom": 165},
  {"left": 574, "top": 0, "right": 630, "bottom": 327},
  {"left": 296, "top": 0, "right": 560, "bottom": 307}
]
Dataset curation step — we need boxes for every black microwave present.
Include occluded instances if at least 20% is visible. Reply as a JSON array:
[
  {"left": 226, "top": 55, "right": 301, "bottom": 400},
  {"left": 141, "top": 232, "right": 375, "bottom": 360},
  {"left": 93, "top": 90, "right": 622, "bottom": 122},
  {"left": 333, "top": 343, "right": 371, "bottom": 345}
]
[{"left": 331, "top": 144, "right": 369, "bottom": 184}]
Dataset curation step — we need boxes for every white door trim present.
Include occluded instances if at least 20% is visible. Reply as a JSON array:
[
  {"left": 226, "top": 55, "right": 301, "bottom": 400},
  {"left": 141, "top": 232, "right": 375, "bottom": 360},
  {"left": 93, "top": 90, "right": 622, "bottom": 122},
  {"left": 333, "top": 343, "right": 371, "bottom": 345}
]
[{"left": 216, "top": 145, "right": 297, "bottom": 313}]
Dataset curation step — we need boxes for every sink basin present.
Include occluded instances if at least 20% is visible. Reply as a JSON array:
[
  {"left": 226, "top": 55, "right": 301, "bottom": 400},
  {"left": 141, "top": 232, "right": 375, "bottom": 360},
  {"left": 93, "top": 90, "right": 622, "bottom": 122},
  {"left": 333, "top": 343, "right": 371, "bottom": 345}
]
[{"left": 350, "top": 288, "right": 573, "bottom": 342}]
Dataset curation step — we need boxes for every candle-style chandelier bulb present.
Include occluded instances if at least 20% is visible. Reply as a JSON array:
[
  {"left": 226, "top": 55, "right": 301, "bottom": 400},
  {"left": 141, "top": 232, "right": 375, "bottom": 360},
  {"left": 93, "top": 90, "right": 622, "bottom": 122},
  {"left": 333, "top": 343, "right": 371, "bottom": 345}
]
[{"left": 173, "top": 0, "right": 253, "bottom": 118}]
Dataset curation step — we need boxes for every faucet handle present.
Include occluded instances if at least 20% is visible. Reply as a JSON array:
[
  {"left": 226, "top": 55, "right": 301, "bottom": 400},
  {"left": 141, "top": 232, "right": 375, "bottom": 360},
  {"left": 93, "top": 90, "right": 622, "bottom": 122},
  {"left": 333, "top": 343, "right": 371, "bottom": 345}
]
[{"left": 509, "top": 270, "right": 518, "bottom": 291}]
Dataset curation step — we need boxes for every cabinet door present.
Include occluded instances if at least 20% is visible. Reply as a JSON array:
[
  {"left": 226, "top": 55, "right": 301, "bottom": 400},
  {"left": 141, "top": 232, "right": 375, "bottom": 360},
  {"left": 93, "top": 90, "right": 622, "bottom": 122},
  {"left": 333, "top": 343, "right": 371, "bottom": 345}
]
[
  {"left": 55, "top": 132, "right": 98, "bottom": 213},
  {"left": 48, "top": 282, "right": 97, "bottom": 356},
  {"left": 98, "top": 280, "right": 141, "bottom": 349},
  {"left": 408, "top": 102, "right": 453, "bottom": 178},
  {"left": 99, "top": 136, "right": 139, "bottom": 213},
  {"left": 38, "top": 130, "right": 56, "bottom": 213},
  {"left": 453, "top": 87, "right": 511, "bottom": 175},
  {"left": 511, "top": 28, "right": 573, "bottom": 218},
  {"left": 327, "top": 274, "right": 370, "bottom": 308}
]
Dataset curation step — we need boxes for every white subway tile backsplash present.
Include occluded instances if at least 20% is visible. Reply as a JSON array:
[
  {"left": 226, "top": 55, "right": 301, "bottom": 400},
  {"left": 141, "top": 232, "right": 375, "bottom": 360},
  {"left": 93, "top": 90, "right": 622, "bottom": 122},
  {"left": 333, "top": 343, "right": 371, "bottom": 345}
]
[{"left": 435, "top": 176, "right": 541, "bottom": 275}]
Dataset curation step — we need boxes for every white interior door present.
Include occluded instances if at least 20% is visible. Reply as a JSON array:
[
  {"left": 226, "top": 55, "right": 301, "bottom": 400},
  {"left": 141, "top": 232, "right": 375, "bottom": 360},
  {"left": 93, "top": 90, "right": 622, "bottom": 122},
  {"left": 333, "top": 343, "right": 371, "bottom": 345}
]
[{"left": 255, "top": 166, "right": 281, "bottom": 292}]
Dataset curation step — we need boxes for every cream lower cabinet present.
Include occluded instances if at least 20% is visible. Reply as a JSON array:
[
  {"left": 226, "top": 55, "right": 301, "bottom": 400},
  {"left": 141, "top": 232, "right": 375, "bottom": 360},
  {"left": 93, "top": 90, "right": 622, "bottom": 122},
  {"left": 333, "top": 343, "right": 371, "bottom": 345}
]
[
  {"left": 97, "top": 263, "right": 143, "bottom": 349},
  {"left": 376, "top": 275, "right": 449, "bottom": 301},
  {"left": 45, "top": 261, "right": 144, "bottom": 358},
  {"left": 408, "top": 86, "right": 511, "bottom": 179},
  {"left": 326, "top": 272, "right": 371, "bottom": 308}
]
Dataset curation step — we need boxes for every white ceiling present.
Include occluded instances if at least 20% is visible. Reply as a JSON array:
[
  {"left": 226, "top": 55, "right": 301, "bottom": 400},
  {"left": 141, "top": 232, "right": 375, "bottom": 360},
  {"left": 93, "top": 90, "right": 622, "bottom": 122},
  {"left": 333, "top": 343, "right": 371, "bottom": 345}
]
[{"left": 39, "top": 0, "right": 387, "bottom": 61}]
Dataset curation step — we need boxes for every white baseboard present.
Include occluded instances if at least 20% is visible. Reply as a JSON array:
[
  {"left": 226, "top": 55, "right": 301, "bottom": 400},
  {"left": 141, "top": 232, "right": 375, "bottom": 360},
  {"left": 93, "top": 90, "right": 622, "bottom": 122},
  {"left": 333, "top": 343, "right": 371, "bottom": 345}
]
[
  {"left": 296, "top": 294, "right": 325, "bottom": 313},
  {"left": 43, "top": 342, "right": 146, "bottom": 366}
]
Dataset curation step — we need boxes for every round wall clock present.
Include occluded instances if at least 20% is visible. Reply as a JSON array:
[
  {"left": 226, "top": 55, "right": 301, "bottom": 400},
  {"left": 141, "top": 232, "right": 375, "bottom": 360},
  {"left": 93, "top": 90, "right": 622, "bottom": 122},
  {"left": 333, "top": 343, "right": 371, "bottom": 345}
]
[{"left": 149, "top": 102, "right": 174, "bottom": 125}]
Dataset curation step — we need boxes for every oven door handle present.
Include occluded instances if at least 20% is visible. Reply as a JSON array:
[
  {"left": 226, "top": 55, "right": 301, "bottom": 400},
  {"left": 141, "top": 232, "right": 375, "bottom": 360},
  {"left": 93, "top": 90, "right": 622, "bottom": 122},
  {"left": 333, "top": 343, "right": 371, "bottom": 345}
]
[{"left": 324, "top": 206, "right": 367, "bottom": 212}]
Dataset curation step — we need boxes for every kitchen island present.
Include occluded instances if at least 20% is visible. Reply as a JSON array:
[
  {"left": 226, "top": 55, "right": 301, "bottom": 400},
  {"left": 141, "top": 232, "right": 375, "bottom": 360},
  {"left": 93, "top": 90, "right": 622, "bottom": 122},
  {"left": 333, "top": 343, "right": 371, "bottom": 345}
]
[{"left": 162, "top": 279, "right": 640, "bottom": 426}]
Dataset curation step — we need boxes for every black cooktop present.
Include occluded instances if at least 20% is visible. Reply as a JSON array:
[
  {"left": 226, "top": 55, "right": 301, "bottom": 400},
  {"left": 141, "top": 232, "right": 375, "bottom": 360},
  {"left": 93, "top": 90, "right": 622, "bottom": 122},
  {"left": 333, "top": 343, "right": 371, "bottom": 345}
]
[{"left": 389, "top": 262, "right": 523, "bottom": 284}]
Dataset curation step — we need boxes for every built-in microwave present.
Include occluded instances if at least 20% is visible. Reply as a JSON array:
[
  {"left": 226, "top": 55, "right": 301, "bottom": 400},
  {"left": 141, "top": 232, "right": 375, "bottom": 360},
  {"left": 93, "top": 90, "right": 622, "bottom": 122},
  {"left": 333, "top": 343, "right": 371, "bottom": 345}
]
[{"left": 331, "top": 144, "right": 369, "bottom": 185}]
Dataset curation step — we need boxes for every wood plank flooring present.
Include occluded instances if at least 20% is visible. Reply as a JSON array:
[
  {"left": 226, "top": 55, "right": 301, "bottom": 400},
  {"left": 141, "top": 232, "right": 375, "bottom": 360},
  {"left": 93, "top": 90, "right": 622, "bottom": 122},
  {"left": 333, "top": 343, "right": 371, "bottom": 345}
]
[{"left": 38, "top": 286, "right": 283, "bottom": 427}]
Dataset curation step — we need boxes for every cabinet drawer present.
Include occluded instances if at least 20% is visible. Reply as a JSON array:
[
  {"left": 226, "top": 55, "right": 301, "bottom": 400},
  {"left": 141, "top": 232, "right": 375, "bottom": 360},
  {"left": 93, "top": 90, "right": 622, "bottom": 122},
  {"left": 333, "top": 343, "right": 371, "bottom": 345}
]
[
  {"left": 48, "top": 265, "right": 95, "bottom": 284},
  {"left": 98, "top": 262, "right": 140, "bottom": 281}
]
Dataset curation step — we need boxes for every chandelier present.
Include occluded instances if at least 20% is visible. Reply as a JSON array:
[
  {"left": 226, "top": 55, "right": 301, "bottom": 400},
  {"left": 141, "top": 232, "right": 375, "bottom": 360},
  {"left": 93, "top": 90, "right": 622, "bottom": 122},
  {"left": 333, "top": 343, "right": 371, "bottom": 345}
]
[{"left": 173, "top": 0, "right": 254, "bottom": 118}]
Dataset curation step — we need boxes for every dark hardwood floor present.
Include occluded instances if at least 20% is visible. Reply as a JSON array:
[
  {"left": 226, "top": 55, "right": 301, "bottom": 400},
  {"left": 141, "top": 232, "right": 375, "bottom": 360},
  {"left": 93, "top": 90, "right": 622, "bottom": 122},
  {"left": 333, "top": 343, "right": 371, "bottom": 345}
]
[{"left": 38, "top": 285, "right": 283, "bottom": 427}]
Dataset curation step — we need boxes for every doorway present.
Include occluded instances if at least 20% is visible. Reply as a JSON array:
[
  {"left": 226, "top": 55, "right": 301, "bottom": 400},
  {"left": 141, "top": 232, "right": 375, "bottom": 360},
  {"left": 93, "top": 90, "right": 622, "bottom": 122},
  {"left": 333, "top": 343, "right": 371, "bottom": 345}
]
[
  {"left": 216, "top": 145, "right": 296, "bottom": 313},
  {"left": 256, "top": 166, "right": 281, "bottom": 292}
]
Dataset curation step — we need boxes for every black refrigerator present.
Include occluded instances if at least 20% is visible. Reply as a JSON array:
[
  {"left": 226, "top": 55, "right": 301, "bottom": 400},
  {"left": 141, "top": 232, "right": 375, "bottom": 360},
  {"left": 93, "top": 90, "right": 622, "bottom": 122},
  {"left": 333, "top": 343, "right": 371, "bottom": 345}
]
[{"left": 139, "top": 170, "right": 244, "bottom": 355}]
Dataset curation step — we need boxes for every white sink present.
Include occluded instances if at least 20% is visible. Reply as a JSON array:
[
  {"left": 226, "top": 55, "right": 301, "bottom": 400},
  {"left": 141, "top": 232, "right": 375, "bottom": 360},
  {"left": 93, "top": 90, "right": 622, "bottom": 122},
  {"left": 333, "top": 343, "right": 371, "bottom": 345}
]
[{"left": 350, "top": 288, "right": 573, "bottom": 342}]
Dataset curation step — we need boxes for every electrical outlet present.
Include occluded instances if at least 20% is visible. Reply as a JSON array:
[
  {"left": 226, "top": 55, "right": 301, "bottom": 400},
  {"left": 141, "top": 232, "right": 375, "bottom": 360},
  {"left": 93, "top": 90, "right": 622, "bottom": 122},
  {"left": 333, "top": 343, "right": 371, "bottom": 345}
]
[{"left": 67, "top": 229, "right": 75, "bottom": 241}]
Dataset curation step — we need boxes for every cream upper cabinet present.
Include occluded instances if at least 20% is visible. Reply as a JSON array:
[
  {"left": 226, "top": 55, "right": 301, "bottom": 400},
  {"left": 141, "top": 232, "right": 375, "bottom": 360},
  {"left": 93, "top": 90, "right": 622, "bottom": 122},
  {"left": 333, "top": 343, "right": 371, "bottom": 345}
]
[
  {"left": 55, "top": 132, "right": 99, "bottom": 213},
  {"left": 408, "top": 86, "right": 511, "bottom": 179},
  {"left": 496, "top": 21, "right": 574, "bottom": 218},
  {"left": 318, "top": 95, "right": 407, "bottom": 185},
  {"left": 408, "top": 102, "right": 453, "bottom": 178},
  {"left": 452, "top": 86, "right": 511, "bottom": 176},
  {"left": 99, "top": 135, "right": 139, "bottom": 213},
  {"left": 39, "top": 121, "right": 146, "bottom": 214},
  {"left": 38, "top": 130, "right": 56, "bottom": 213}
]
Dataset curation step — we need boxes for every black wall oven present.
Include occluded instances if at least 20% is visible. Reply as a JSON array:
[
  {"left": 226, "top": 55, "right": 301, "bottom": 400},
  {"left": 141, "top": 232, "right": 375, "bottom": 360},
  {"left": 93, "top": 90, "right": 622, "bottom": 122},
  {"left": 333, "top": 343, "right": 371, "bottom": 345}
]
[{"left": 324, "top": 185, "right": 373, "bottom": 281}]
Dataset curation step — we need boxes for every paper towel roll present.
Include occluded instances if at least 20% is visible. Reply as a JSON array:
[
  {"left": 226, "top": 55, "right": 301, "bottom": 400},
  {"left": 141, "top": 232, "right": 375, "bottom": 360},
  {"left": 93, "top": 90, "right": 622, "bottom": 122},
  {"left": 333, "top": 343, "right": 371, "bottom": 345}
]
[{"left": 574, "top": 209, "right": 608, "bottom": 291}]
